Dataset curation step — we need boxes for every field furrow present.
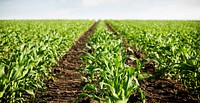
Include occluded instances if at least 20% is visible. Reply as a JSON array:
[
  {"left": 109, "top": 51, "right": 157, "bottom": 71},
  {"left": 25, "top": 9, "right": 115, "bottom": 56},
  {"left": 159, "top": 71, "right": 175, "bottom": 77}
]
[
  {"left": 1, "top": 20, "right": 199, "bottom": 103},
  {"left": 35, "top": 22, "right": 97, "bottom": 102},
  {"left": 105, "top": 20, "right": 199, "bottom": 102}
]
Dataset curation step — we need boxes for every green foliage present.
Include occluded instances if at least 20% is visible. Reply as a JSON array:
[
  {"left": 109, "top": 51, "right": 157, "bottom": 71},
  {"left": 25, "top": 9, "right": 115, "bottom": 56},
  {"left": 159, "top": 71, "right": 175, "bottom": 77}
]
[
  {"left": 107, "top": 20, "right": 200, "bottom": 97},
  {"left": 80, "top": 21, "right": 145, "bottom": 103},
  {"left": 0, "top": 20, "right": 94, "bottom": 102}
]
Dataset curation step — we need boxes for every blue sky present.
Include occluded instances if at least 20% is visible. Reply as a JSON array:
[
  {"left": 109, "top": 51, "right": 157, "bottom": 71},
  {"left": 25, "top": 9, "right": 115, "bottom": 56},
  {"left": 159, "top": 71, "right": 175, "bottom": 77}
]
[{"left": 0, "top": 0, "right": 200, "bottom": 20}]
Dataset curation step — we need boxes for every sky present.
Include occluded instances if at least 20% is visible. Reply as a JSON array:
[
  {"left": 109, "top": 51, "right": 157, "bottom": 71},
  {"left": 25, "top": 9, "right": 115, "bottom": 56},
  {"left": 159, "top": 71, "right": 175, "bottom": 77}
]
[{"left": 0, "top": 0, "right": 200, "bottom": 20}]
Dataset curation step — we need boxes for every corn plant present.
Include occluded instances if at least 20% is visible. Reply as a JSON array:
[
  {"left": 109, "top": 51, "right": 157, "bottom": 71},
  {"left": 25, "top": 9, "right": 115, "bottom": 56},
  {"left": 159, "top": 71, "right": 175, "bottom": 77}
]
[
  {"left": 0, "top": 20, "right": 94, "bottom": 102},
  {"left": 80, "top": 21, "right": 146, "bottom": 103},
  {"left": 107, "top": 20, "right": 200, "bottom": 98}
]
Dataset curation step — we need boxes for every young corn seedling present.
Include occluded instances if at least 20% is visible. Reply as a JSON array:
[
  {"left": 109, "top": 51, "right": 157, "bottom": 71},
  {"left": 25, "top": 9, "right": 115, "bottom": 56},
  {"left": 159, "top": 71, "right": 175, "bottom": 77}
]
[
  {"left": 107, "top": 20, "right": 200, "bottom": 98},
  {"left": 80, "top": 21, "right": 146, "bottom": 103},
  {"left": 0, "top": 20, "right": 95, "bottom": 102}
]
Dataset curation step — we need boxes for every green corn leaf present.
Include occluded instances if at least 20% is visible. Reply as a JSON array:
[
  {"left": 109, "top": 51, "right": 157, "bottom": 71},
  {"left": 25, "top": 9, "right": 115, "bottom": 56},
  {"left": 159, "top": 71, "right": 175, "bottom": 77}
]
[
  {"left": 26, "top": 89, "right": 35, "bottom": 97},
  {"left": 116, "top": 100, "right": 128, "bottom": 103},
  {"left": 0, "top": 65, "right": 5, "bottom": 78},
  {"left": 84, "top": 84, "right": 96, "bottom": 92},
  {"left": 79, "top": 93, "right": 88, "bottom": 97}
]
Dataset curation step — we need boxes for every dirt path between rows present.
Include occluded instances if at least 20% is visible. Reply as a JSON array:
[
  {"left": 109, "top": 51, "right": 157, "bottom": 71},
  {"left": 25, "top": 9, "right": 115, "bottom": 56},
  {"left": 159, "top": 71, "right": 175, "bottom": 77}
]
[
  {"left": 35, "top": 22, "right": 97, "bottom": 103},
  {"left": 105, "top": 22, "right": 199, "bottom": 103},
  {"left": 33, "top": 21, "right": 198, "bottom": 103}
]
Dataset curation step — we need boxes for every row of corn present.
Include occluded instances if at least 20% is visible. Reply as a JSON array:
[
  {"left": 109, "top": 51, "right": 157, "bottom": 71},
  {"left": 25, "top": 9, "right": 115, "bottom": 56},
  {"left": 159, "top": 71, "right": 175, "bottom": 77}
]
[
  {"left": 0, "top": 20, "right": 94, "bottom": 102},
  {"left": 79, "top": 21, "right": 146, "bottom": 103},
  {"left": 107, "top": 20, "right": 200, "bottom": 98}
]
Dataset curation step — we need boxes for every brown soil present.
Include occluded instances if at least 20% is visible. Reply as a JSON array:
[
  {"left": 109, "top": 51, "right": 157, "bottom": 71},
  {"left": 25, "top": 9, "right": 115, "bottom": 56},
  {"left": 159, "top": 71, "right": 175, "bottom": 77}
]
[
  {"left": 34, "top": 22, "right": 97, "bottom": 103},
  {"left": 105, "top": 22, "right": 199, "bottom": 103},
  {"left": 33, "top": 21, "right": 199, "bottom": 103}
]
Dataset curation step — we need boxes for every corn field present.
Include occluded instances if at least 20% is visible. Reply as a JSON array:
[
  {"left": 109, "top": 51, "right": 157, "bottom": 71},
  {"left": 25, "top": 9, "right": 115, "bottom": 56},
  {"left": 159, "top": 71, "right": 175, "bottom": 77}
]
[{"left": 0, "top": 20, "right": 199, "bottom": 102}]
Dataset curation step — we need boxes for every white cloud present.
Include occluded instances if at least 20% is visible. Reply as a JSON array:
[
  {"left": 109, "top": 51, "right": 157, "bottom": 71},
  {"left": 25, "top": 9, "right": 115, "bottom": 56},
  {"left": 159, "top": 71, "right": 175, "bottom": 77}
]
[
  {"left": 0, "top": 0, "right": 199, "bottom": 20},
  {"left": 135, "top": 1, "right": 200, "bottom": 20},
  {"left": 81, "top": 0, "right": 130, "bottom": 6},
  {"left": 40, "top": 8, "right": 78, "bottom": 19},
  {"left": 52, "top": 0, "right": 72, "bottom": 3},
  {"left": 0, "top": 8, "right": 78, "bottom": 19}
]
